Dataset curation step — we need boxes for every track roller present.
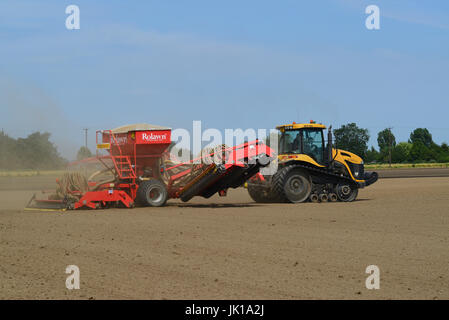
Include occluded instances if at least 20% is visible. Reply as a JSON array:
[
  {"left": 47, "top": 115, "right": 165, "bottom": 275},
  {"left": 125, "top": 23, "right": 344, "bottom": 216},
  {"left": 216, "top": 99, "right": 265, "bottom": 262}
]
[
  {"left": 309, "top": 193, "right": 319, "bottom": 203},
  {"left": 319, "top": 193, "right": 328, "bottom": 202},
  {"left": 328, "top": 193, "right": 338, "bottom": 202}
]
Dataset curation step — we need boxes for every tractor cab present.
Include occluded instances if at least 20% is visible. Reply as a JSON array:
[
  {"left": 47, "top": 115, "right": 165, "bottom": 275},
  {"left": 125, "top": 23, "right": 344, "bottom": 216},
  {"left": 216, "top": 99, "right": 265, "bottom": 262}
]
[{"left": 277, "top": 121, "right": 327, "bottom": 165}]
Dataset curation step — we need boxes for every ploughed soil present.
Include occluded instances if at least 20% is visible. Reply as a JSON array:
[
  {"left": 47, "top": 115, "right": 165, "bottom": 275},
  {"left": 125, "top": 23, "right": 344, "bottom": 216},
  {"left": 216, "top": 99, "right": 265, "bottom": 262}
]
[{"left": 0, "top": 173, "right": 448, "bottom": 299}]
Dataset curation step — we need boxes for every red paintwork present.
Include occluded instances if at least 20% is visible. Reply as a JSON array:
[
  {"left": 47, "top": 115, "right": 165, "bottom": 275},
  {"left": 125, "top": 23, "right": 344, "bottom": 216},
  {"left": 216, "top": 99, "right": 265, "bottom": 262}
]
[
  {"left": 70, "top": 128, "right": 172, "bottom": 209},
  {"left": 65, "top": 127, "right": 273, "bottom": 209},
  {"left": 74, "top": 189, "right": 135, "bottom": 209}
]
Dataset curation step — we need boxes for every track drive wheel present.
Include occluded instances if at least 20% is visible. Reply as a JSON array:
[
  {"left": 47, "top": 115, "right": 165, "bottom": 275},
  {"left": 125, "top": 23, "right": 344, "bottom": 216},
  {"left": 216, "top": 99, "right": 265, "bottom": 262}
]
[
  {"left": 273, "top": 166, "right": 312, "bottom": 203},
  {"left": 136, "top": 179, "right": 168, "bottom": 207},
  {"left": 336, "top": 184, "right": 358, "bottom": 202}
]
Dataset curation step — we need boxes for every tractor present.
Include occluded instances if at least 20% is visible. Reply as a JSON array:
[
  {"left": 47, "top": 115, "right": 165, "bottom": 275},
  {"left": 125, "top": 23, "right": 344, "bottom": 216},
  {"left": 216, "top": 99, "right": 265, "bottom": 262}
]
[{"left": 247, "top": 121, "right": 378, "bottom": 203}]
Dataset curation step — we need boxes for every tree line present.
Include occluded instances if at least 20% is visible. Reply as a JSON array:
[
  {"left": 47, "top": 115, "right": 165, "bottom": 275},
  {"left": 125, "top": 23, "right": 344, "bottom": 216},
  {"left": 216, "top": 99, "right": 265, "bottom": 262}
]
[
  {"left": 333, "top": 124, "right": 449, "bottom": 164},
  {"left": 0, "top": 131, "right": 66, "bottom": 170},
  {"left": 1, "top": 124, "right": 448, "bottom": 171}
]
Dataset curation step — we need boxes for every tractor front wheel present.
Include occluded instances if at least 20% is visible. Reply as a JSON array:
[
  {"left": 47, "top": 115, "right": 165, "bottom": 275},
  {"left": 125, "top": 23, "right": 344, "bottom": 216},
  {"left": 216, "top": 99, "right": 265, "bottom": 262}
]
[{"left": 136, "top": 179, "right": 168, "bottom": 207}]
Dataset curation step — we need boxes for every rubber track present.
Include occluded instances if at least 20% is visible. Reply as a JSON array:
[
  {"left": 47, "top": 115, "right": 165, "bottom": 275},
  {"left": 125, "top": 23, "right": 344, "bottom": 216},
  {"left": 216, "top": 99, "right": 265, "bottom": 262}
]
[{"left": 272, "top": 164, "right": 357, "bottom": 202}]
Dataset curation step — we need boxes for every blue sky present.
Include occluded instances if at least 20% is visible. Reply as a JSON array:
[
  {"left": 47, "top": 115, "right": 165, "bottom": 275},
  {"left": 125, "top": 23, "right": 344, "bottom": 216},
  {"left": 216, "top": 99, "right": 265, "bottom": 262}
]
[{"left": 1, "top": 0, "right": 449, "bottom": 159}]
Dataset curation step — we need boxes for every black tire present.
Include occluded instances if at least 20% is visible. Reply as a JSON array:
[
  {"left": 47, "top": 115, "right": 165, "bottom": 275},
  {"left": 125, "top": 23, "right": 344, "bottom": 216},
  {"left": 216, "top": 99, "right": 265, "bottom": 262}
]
[
  {"left": 247, "top": 183, "right": 280, "bottom": 203},
  {"left": 335, "top": 184, "right": 358, "bottom": 202},
  {"left": 136, "top": 179, "right": 168, "bottom": 207},
  {"left": 273, "top": 166, "right": 312, "bottom": 203}
]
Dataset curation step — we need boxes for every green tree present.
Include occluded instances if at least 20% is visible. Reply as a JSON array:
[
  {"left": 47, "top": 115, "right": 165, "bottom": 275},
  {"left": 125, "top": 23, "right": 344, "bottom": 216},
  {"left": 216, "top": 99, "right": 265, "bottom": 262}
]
[
  {"left": 409, "top": 128, "right": 433, "bottom": 148},
  {"left": 0, "top": 131, "right": 19, "bottom": 170},
  {"left": 333, "top": 123, "right": 370, "bottom": 158},
  {"left": 16, "top": 132, "right": 65, "bottom": 169},
  {"left": 377, "top": 128, "right": 396, "bottom": 163},
  {"left": 377, "top": 128, "right": 396, "bottom": 151},
  {"left": 428, "top": 142, "right": 442, "bottom": 161},
  {"left": 437, "top": 142, "right": 449, "bottom": 162},
  {"left": 392, "top": 142, "right": 412, "bottom": 163},
  {"left": 365, "top": 146, "right": 380, "bottom": 163},
  {"left": 76, "top": 146, "right": 93, "bottom": 160},
  {"left": 409, "top": 141, "right": 431, "bottom": 162}
]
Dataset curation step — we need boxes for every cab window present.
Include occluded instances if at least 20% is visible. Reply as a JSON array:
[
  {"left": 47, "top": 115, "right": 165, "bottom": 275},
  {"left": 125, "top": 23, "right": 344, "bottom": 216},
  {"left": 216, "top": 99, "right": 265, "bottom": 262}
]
[
  {"left": 279, "top": 130, "right": 302, "bottom": 154},
  {"left": 302, "top": 129, "right": 324, "bottom": 163}
]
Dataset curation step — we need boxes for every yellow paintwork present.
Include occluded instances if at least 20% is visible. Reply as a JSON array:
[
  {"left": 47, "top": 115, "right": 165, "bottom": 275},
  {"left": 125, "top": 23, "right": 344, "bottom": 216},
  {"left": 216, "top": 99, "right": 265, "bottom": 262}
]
[
  {"left": 276, "top": 122, "right": 366, "bottom": 182},
  {"left": 278, "top": 154, "right": 325, "bottom": 168},
  {"left": 96, "top": 143, "right": 111, "bottom": 149},
  {"left": 332, "top": 149, "right": 365, "bottom": 182},
  {"left": 276, "top": 122, "right": 326, "bottom": 132},
  {"left": 332, "top": 149, "right": 363, "bottom": 165},
  {"left": 24, "top": 208, "right": 66, "bottom": 212},
  {"left": 278, "top": 149, "right": 364, "bottom": 182}
]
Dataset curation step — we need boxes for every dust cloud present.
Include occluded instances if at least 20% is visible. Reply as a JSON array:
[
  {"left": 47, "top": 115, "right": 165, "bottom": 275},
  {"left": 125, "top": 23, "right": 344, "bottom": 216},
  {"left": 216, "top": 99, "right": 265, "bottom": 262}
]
[{"left": 0, "top": 77, "right": 82, "bottom": 161}]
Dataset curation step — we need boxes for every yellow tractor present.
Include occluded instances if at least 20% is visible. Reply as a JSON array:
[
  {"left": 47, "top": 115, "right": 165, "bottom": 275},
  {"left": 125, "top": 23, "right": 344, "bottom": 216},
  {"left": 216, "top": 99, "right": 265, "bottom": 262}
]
[{"left": 247, "top": 121, "right": 378, "bottom": 203}]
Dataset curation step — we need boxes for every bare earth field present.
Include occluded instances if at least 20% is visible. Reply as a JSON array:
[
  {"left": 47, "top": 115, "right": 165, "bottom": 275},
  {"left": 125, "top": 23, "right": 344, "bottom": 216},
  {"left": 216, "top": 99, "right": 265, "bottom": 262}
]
[{"left": 0, "top": 173, "right": 448, "bottom": 299}]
